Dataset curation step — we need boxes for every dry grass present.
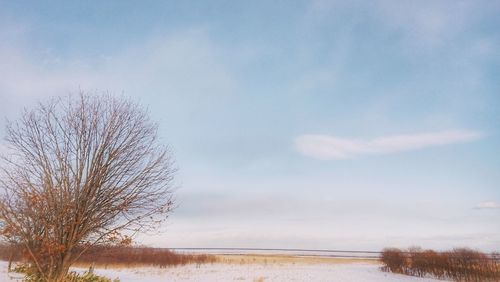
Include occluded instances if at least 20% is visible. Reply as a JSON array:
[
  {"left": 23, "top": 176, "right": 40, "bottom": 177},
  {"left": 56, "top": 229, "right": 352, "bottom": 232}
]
[
  {"left": 0, "top": 244, "right": 216, "bottom": 269},
  {"left": 215, "top": 254, "right": 378, "bottom": 265},
  {"left": 74, "top": 245, "right": 217, "bottom": 268},
  {"left": 0, "top": 243, "right": 378, "bottom": 270}
]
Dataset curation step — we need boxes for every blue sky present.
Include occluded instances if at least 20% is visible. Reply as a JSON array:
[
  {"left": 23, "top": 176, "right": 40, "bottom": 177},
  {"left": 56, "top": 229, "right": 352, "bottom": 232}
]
[{"left": 0, "top": 0, "right": 499, "bottom": 251}]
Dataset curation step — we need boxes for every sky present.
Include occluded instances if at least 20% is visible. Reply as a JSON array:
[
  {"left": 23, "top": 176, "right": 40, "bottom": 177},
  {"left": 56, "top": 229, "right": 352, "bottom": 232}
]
[{"left": 0, "top": 0, "right": 499, "bottom": 252}]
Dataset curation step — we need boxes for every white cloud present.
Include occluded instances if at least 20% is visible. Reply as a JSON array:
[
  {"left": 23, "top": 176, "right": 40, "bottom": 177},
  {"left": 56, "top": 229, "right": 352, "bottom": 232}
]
[
  {"left": 475, "top": 201, "right": 500, "bottom": 210},
  {"left": 294, "top": 129, "right": 482, "bottom": 160}
]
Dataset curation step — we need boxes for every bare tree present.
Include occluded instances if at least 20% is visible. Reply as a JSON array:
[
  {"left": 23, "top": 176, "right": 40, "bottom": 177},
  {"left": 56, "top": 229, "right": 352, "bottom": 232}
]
[{"left": 0, "top": 93, "right": 175, "bottom": 281}]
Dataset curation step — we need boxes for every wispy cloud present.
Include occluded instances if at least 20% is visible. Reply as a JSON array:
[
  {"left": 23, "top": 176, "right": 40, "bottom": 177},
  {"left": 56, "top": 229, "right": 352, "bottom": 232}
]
[
  {"left": 474, "top": 201, "right": 500, "bottom": 210},
  {"left": 295, "top": 129, "right": 483, "bottom": 160},
  {"left": 0, "top": 27, "right": 237, "bottom": 117}
]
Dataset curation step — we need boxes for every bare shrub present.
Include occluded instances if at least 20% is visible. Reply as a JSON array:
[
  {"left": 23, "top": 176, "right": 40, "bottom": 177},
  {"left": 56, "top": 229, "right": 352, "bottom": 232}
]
[
  {"left": 380, "top": 248, "right": 408, "bottom": 274},
  {"left": 381, "top": 247, "right": 500, "bottom": 281},
  {"left": 0, "top": 244, "right": 215, "bottom": 269}
]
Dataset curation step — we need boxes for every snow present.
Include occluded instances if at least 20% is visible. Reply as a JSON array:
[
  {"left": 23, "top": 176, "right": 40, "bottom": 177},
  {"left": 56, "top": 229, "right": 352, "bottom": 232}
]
[{"left": 0, "top": 261, "right": 449, "bottom": 282}]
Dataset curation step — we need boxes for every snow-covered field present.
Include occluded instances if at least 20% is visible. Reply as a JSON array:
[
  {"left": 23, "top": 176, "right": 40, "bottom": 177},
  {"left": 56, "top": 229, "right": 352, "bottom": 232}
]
[{"left": 0, "top": 260, "right": 449, "bottom": 282}]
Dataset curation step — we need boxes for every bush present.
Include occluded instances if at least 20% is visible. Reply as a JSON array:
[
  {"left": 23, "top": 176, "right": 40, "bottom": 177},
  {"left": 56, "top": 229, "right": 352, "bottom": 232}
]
[
  {"left": 12, "top": 263, "right": 119, "bottom": 282},
  {"left": 66, "top": 271, "right": 119, "bottom": 282},
  {"left": 381, "top": 247, "right": 500, "bottom": 281},
  {"left": 0, "top": 243, "right": 22, "bottom": 262},
  {"left": 0, "top": 244, "right": 216, "bottom": 268},
  {"left": 380, "top": 248, "right": 407, "bottom": 274}
]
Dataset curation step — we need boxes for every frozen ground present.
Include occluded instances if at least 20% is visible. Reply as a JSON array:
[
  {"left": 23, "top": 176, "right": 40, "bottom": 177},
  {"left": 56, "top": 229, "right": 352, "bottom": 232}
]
[{"left": 0, "top": 261, "right": 449, "bottom": 282}]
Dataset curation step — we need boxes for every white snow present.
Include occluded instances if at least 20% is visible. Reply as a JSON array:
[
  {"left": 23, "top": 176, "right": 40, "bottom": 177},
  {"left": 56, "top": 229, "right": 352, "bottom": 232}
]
[{"left": 0, "top": 261, "right": 449, "bottom": 282}]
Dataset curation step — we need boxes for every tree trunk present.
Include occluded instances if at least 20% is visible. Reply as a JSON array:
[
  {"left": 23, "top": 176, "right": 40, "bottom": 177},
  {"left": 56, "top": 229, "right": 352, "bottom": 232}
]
[{"left": 46, "top": 252, "right": 72, "bottom": 282}]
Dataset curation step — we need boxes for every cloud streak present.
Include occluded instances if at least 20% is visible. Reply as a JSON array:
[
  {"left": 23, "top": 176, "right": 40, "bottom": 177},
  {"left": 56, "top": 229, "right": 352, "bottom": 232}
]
[
  {"left": 295, "top": 130, "right": 482, "bottom": 160},
  {"left": 475, "top": 201, "right": 500, "bottom": 210},
  {"left": 0, "top": 27, "right": 237, "bottom": 110}
]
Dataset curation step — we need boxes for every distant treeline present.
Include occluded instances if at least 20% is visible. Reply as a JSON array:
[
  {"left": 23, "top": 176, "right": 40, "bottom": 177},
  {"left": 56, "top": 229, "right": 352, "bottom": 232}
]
[
  {"left": 0, "top": 244, "right": 216, "bottom": 268},
  {"left": 381, "top": 247, "right": 500, "bottom": 281}
]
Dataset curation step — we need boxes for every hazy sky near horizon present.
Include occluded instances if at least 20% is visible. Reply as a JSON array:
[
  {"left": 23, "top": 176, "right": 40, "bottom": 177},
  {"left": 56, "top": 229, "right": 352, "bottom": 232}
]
[{"left": 0, "top": 0, "right": 499, "bottom": 251}]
